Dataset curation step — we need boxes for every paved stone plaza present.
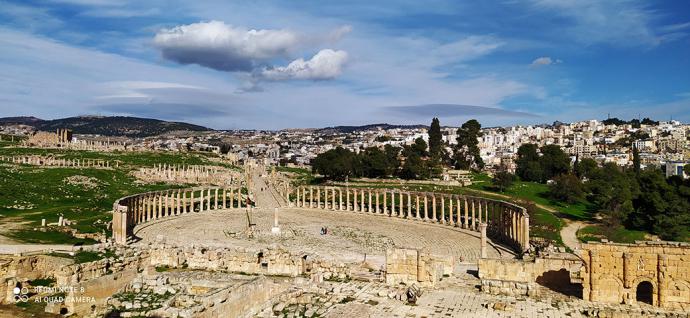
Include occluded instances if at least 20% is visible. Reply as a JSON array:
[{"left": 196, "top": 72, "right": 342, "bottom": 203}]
[{"left": 133, "top": 206, "right": 505, "bottom": 267}]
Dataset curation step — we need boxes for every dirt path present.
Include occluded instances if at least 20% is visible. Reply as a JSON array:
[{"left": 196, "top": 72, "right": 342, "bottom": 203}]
[{"left": 560, "top": 220, "right": 589, "bottom": 251}]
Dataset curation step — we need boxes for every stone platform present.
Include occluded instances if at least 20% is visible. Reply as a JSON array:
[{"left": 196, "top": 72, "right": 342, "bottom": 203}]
[{"left": 132, "top": 207, "right": 509, "bottom": 269}]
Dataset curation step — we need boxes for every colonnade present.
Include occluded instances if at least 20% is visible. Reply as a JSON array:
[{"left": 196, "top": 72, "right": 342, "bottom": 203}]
[
  {"left": 112, "top": 186, "right": 248, "bottom": 244},
  {"left": 286, "top": 185, "right": 530, "bottom": 253},
  {"left": 0, "top": 155, "right": 116, "bottom": 168},
  {"left": 134, "top": 164, "right": 241, "bottom": 185}
]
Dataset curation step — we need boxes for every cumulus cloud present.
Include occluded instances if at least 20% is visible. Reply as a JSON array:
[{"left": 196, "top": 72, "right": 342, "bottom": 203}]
[
  {"left": 153, "top": 20, "right": 300, "bottom": 72},
  {"left": 260, "top": 49, "right": 349, "bottom": 81},
  {"left": 531, "top": 56, "right": 562, "bottom": 67}
]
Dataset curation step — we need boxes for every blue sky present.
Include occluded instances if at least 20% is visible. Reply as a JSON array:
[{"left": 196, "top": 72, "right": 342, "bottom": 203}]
[{"left": 0, "top": 0, "right": 689, "bottom": 129}]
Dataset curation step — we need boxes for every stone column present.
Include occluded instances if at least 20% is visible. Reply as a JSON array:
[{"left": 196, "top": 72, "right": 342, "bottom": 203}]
[
  {"left": 399, "top": 191, "right": 404, "bottom": 217},
  {"left": 302, "top": 187, "right": 307, "bottom": 208},
  {"left": 176, "top": 190, "right": 181, "bottom": 215},
  {"left": 523, "top": 213, "right": 530, "bottom": 251},
  {"left": 480, "top": 223, "right": 488, "bottom": 259},
  {"left": 423, "top": 195, "right": 428, "bottom": 220},
  {"left": 471, "top": 199, "right": 476, "bottom": 230},
  {"left": 353, "top": 189, "right": 358, "bottom": 212},
  {"left": 214, "top": 188, "right": 219, "bottom": 210},
  {"left": 295, "top": 187, "right": 300, "bottom": 207},
  {"left": 375, "top": 191, "right": 380, "bottom": 213},
  {"left": 317, "top": 187, "right": 321, "bottom": 209},
  {"left": 477, "top": 199, "right": 483, "bottom": 227},
  {"left": 361, "top": 189, "right": 365, "bottom": 212},
  {"left": 415, "top": 195, "right": 420, "bottom": 220},
  {"left": 183, "top": 191, "right": 188, "bottom": 213},
  {"left": 368, "top": 190, "right": 372, "bottom": 213},
  {"left": 346, "top": 189, "right": 350, "bottom": 211},
  {"left": 449, "top": 198, "right": 454, "bottom": 226},
  {"left": 407, "top": 193, "right": 411, "bottom": 219},
  {"left": 332, "top": 188, "right": 336, "bottom": 210},
  {"left": 309, "top": 187, "right": 314, "bottom": 208},
  {"left": 391, "top": 191, "right": 396, "bottom": 216},
  {"left": 431, "top": 195, "right": 437, "bottom": 223},
  {"left": 440, "top": 196, "right": 445, "bottom": 224},
  {"left": 339, "top": 189, "right": 343, "bottom": 210}
]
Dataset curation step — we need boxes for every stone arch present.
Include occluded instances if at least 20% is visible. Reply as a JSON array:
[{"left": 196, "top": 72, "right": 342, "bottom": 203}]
[
  {"left": 535, "top": 268, "right": 583, "bottom": 298},
  {"left": 636, "top": 281, "right": 654, "bottom": 305}
]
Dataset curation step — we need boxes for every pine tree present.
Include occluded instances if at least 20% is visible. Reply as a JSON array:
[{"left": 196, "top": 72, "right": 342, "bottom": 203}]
[
  {"left": 428, "top": 118, "right": 443, "bottom": 165},
  {"left": 632, "top": 145, "right": 641, "bottom": 176}
]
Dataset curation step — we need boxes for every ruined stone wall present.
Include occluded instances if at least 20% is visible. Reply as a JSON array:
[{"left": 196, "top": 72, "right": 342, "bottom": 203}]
[
  {"left": 385, "top": 248, "right": 454, "bottom": 287},
  {"left": 580, "top": 241, "right": 690, "bottom": 310},
  {"left": 478, "top": 255, "right": 583, "bottom": 297},
  {"left": 149, "top": 245, "right": 304, "bottom": 277},
  {"left": 285, "top": 185, "right": 530, "bottom": 254},
  {"left": 0, "top": 255, "right": 73, "bottom": 304}
]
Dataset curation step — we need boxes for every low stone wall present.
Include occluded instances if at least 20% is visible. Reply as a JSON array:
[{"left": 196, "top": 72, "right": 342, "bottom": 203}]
[
  {"left": 283, "top": 185, "right": 530, "bottom": 254},
  {"left": 385, "top": 248, "right": 454, "bottom": 287},
  {"left": 478, "top": 255, "right": 584, "bottom": 297}
]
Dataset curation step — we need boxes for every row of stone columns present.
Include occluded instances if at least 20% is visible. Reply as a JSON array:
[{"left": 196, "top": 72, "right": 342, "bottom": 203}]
[
  {"left": 292, "top": 186, "right": 530, "bottom": 253},
  {"left": 137, "top": 164, "right": 240, "bottom": 185},
  {"left": 113, "top": 186, "right": 247, "bottom": 244},
  {"left": 0, "top": 155, "right": 115, "bottom": 168}
]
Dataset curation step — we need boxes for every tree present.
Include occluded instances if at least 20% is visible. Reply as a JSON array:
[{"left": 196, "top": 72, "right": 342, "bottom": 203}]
[
  {"left": 575, "top": 158, "right": 598, "bottom": 180},
  {"left": 399, "top": 152, "right": 429, "bottom": 180},
  {"left": 492, "top": 170, "right": 515, "bottom": 192},
  {"left": 684, "top": 164, "right": 690, "bottom": 177},
  {"left": 428, "top": 118, "right": 443, "bottom": 164},
  {"left": 360, "top": 147, "right": 390, "bottom": 178},
  {"left": 311, "top": 147, "right": 358, "bottom": 181},
  {"left": 399, "top": 138, "right": 430, "bottom": 180},
  {"left": 632, "top": 145, "right": 641, "bottom": 176},
  {"left": 454, "top": 119, "right": 484, "bottom": 170},
  {"left": 588, "top": 163, "right": 635, "bottom": 227},
  {"left": 515, "top": 144, "right": 541, "bottom": 182},
  {"left": 409, "top": 137, "right": 428, "bottom": 157},
  {"left": 539, "top": 144, "right": 570, "bottom": 182},
  {"left": 548, "top": 174, "right": 584, "bottom": 204}
]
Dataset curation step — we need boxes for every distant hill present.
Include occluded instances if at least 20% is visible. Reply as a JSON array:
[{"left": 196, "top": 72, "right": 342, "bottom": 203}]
[
  {"left": 316, "top": 123, "right": 428, "bottom": 134},
  {"left": 0, "top": 116, "right": 44, "bottom": 125},
  {"left": 0, "top": 116, "right": 212, "bottom": 137}
]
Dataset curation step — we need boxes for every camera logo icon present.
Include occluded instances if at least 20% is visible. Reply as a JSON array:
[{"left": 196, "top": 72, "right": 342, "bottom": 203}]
[{"left": 13, "top": 286, "right": 29, "bottom": 302}]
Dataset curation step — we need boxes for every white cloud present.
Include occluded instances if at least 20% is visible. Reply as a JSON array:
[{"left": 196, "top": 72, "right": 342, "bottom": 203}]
[
  {"left": 435, "top": 36, "right": 503, "bottom": 63},
  {"left": 153, "top": 21, "right": 300, "bottom": 72},
  {"left": 530, "top": 56, "right": 562, "bottom": 67},
  {"left": 529, "top": 0, "right": 659, "bottom": 46},
  {"left": 260, "top": 49, "right": 348, "bottom": 81}
]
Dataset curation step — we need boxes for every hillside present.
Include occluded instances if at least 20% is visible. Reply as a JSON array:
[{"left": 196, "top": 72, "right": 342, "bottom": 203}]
[
  {"left": 0, "top": 116, "right": 212, "bottom": 137},
  {"left": 316, "top": 123, "right": 428, "bottom": 134}
]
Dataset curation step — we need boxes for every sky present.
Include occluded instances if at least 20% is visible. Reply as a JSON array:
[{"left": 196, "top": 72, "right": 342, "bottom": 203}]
[{"left": 0, "top": 0, "right": 689, "bottom": 129}]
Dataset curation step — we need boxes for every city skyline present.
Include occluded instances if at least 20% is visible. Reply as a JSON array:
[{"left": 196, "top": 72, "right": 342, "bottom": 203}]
[{"left": 1, "top": 1, "right": 689, "bottom": 129}]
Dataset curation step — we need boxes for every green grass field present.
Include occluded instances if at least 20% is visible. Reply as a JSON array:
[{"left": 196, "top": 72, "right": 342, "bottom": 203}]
[
  {"left": 577, "top": 224, "right": 647, "bottom": 243},
  {"left": 0, "top": 146, "right": 226, "bottom": 244}
]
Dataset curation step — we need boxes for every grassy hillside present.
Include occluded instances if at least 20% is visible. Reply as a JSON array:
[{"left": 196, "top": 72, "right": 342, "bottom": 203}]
[{"left": 0, "top": 147, "right": 229, "bottom": 244}]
